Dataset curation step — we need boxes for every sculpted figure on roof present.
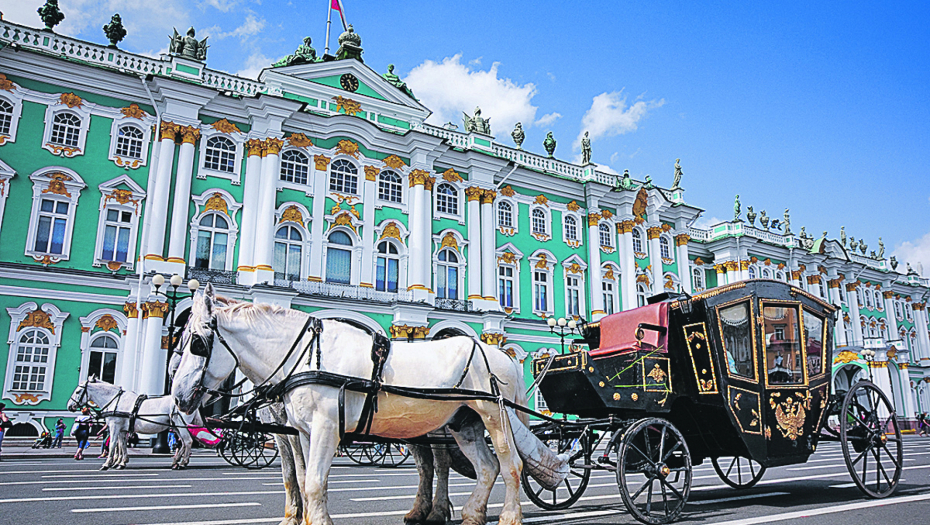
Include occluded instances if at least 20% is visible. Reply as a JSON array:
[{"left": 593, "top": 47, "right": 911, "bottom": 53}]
[
  {"left": 581, "top": 131, "right": 592, "bottom": 164},
  {"left": 273, "top": 37, "right": 318, "bottom": 68},
  {"left": 463, "top": 107, "right": 491, "bottom": 135},
  {"left": 169, "top": 27, "right": 208, "bottom": 61},
  {"left": 382, "top": 64, "right": 416, "bottom": 99}
]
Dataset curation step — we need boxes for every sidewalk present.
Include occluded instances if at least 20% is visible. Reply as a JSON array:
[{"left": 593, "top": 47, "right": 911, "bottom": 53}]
[{"left": 0, "top": 437, "right": 215, "bottom": 460}]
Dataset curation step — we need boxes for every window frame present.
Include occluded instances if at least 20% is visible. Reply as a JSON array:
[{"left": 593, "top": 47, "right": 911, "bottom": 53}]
[
  {"left": 377, "top": 169, "right": 404, "bottom": 204},
  {"left": 273, "top": 224, "right": 306, "bottom": 281},
  {"left": 42, "top": 103, "right": 92, "bottom": 158},
  {"left": 495, "top": 245, "right": 523, "bottom": 313},
  {"left": 562, "top": 212, "right": 582, "bottom": 248},
  {"left": 562, "top": 256, "right": 588, "bottom": 318},
  {"left": 529, "top": 251, "right": 555, "bottom": 316},
  {"left": 197, "top": 129, "right": 244, "bottom": 184},
  {"left": 329, "top": 158, "right": 360, "bottom": 195},
  {"left": 188, "top": 190, "right": 241, "bottom": 272},
  {"left": 760, "top": 300, "right": 808, "bottom": 389},
  {"left": 322, "top": 227, "right": 361, "bottom": 285},
  {"left": 497, "top": 199, "right": 516, "bottom": 234},
  {"left": 3, "top": 302, "right": 69, "bottom": 405},
  {"left": 433, "top": 182, "right": 462, "bottom": 220},
  {"left": 632, "top": 227, "right": 646, "bottom": 258},
  {"left": 279, "top": 148, "right": 312, "bottom": 186},
  {"left": 93, "top": 175, "right": 145, "bottom": 271},
  {"left": 0, "top": 89, "right": 25, "bottom": 146},
  {"left": 375, "top": 239, "right": 405, "bottom": 293},
  {"left": 107, "top": 116, "right": 154, "bottom": 169},
  {"left": 601, "top": 263, "right": 620, "bottom": 314},
  {"left": 716, "top": 297, "right": 759, "bottom": 381},
  {"left": 692, "top": 266, "right": 705, "bottom": 292},
  {"left": 78, "top": 309, "right": 128, "bottom": 384},
  {"left": 598, "top": 222, "right": 614, "bottom": 252},
  {"left": 530, "top": 205, "right": 551, "bottom": 241},
  {"left": 659, "top": 234, "right": 674, "bottom": 263},
  {"left": 25, "top": 168, "right": 86, "bottom": 264}
]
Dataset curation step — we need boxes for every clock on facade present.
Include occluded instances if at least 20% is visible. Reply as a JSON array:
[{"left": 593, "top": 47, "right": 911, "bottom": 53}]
[{"left": 340, "top": 73, "right": 359, "bottom": 92}]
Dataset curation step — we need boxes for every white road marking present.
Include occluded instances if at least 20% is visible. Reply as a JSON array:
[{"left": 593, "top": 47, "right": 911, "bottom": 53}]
[
  {"left": 44, "top": 484, "right": 193, "bottom": 491},
  {"left": 43, "top": 472, "right": 160, "bottom": 478},
  {"left": 0, "top": 476, "right": 300, "bottom": 486},
  {"left": 262, "top": 479, "right": 378, "bottom": 486},
  {"left": 708, "top": 492, "right": 930, "bottom": 525},
  {"left": 73, "top": 502, "right": 262, "bottom": 513},
  {"left": 829, "top": 482, "right": 857, "bottom": 488},
  {"left": 0, "top": 490, "right": 280, "bottom": 504},
  {"left": 690, "top": 491, "right": 790, "bottom": 505}
]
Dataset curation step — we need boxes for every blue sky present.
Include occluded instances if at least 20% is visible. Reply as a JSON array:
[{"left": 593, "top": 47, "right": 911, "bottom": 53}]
[{"left": 6, "top": 1, "right": 930, "bottom": 272}]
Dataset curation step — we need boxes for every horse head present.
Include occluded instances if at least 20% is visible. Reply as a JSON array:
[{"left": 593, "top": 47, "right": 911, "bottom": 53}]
[
  {"left": 173, "top": 283, "right": 238, "bottom": 414},
  {"left": 67, "top": 375, "right": 95, "bottom": 411}
]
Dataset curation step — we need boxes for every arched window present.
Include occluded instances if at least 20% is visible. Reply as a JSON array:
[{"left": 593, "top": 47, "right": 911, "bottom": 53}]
[
  {"left": 378, "top": 170, "right": 402, "bottom": 202},
  {"left": 204, "top": 136, "right": 237, "bottom": 173},
  {"left": 88, "top": 334, "right": 118, "bottom": 384},
  {"left": 274, "top": 225, "right": 303, "bottom": 280},
  {"left": 777, "top": 271, "right": 787, "bottom": 282},
  {"left": 632, "top": 229, "right": 644, "bottom": 253},
  {"left": 497, "top": 201, "right": 513, "bottom": 229},
  {"left": 435, "top": 183, "right": 458, "bottom": 215},
  {"left": 194, "top": 213, "right": 230, "bottom": 270},
  {"left": 329, "top": 159, "right": 358, "bottom": 194},
  {"left": 531, "top": 208, "right": 547, "bottom": 235},
  {"left": 566, "top": 274, "right": 582, "bottom": 316},
  {"left": 864, "top": 290, "right": 873, "bottom": 309},
  {"left": 11, "top": 329, "right": 51, "bottom": 393},
  {"left": 114, "top": 125, "right": 144, "bottom": 159},
  {"left": 602, "top": 276, "right": 617, "bottom": 315},
  {"left": 280, "top": 150, "right": 310, "bottom": 184},
  {"left": 874, "top": 291, "right": 882, "bottom": 310},
  {"left": 376, "top": 241, "right": 399, "bottom": 293},
  {"left": 660, "top": 236, "right": 672, "bottom": 260},
  {"left": 101, "top": 208, "right": 133, "bottom": 263},
  {"left": 0, "top": 98, "right": 12, "bottom": 135},
  {"left": 906, "top": 303, "right": 913, "bottom": 321},
  {"left": 436, "top": 249, "right": 459, "bottom": 299},
  {"left": 50, "top": 112, "right": 82, "bottom": 147},
  {"left": 894, "top": 301, "right": 903, "bottom": 320},
  {"left": 326, "top": 230, "right": 353, "bottom": 284},
  {"left": 599, "top": 223, "right": 612, "bottom": 248},
  {"left": 564, "top": 215, "right": 578, "bottom": 241},
  {"left": 636, "top": 283, "right": 649, "bottom": 307},
  {"left": 839, "top": 284, "right": 847, "bottom": 304},
  {"left": 748, "top": 267, "right": 757, "bottom": 279},
  {"left": 856, "top": 288, "right": 864, "bottom": 307},
  {"left": 692, "top": 267, "right": 705, "bottom": 292},
  {"left": 818, "top": 279, "right": 827, "bottom": 299},
  {"left": 762, "top": 268, "right": 771, "bottom": 279}
]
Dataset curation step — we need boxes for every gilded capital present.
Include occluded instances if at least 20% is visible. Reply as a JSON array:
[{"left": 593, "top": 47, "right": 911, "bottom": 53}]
[
  {"left": 408, "top": 169, "right": 430, "bottom": 188},
  {"left": 264, "top": 137, "right": 285, "bottom": 156},
  {"left": 882, "top": 290, "right": 894, "bottom": 299},
  {"left": 724, "top": 260, "right": 739, "bottom": 272},
  {"left": 674, "top": 233, "right": 690, "bottom": 246},
  {"left": 791, "top": 270, "right": 802, "bottom": 281},
  {"left": 587, "top": 212, "right": 601, "bottom": 227},
  {"left": 480, "top": 189, "right": 497, "bottom": 204},
  {"left": 617, "top": 220, "right": 635, "bottom": 234},
  {"left": 123, "top": 302, "right": 139, "bottom": 319},
  {"left": 143, "top": 301, "right": 170, "bottom": 319},
  {"left": 807, "top": 274, "right": 821, "bottom": 285},
  {"left": 480, "top": 332, "right": 507, "bottom": 346},
  {"left": 740, "top": 260, "right": 751, "bottom": 270},
  {"left": 314, "top": 155, "right": 331, "bottom": 170},
  {"left": 159, "top": 121, "right": 180, "bottom": 141},
  {"left": 364, "top": 165, "right": 380, "bottom": 181},
  {"left": 179, "top": 125, "right": 201, "bottom": 145},
  {"left": 465, "top": 186, "right": 483, "bottom": 201},
  {"left": 828, "top": 278, "right": 842, "bottom": 289},
  {"left": 714, "top": 263, "right": 727, "bottom": 274},
  {"left": 646, "top": 226, "right": 663, "bottom": 240},
  {"left": 246, "top": 138, "right": 264, "bottom": 157}
]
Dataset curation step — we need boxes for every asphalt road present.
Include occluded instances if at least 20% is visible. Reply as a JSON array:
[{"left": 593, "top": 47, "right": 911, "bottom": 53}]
[{"left": 1, "top": 437, "right": 929, "bottom": 525}]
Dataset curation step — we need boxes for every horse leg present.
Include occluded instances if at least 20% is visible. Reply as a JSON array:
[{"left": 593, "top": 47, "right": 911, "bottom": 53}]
[
  {"left": 178, "top": 425, "right": 193, "bottom": 468},
  {"left": 100, "top": 419, "right": 116, "bottom": 470},
  {"left": 300, "top": 417, "right": 339, "bottom": 525},
  {"left": 276, "top": 433, "right": 302, "bottom": 525},
  {"left": 450, "top": 417, "right": 499, "bottom": 525},
  {"left": 425, "top": 444, "right": 453, "bottom": 524},
  {"left": 474, "top": 402, "right": 523, "bottom": 525},
  {"left": 404, "top": 445, "right": 435, "bottom": 523}
]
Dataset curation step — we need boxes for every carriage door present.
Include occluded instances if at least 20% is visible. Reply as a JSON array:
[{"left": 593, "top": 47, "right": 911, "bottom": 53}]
[
  {"left": 717, "top": 298, "right": 765, "bottom": 453},
  {"left": 759, "top": 300, "right": 822, "bottom": 459}
]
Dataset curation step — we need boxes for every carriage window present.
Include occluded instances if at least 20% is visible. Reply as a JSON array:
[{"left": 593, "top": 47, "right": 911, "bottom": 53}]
[
  {"left": 718, "top": 301, "right": 755, "bottom": 379},
  {"left": 803, "top": 310, "right": 825, "bottom": 377},
  {"left": 763, "top": 305, "right": 804, "bottom": 385}
]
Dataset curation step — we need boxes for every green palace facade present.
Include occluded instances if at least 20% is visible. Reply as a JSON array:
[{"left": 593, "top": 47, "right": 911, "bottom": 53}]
[{"left": 0, "top": 16, "right": 929, "bottom": 436}]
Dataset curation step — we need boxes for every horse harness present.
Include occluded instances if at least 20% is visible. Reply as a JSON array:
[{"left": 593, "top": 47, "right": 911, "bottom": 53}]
[{"left": 98, "top": 392, "right": 149, "bottom": 431}]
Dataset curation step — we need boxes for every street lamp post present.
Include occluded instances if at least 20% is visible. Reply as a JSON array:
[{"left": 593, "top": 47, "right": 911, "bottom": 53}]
[
  {"left": 151, "top": 273, "right": 199, "bottom": 453},
  {"left": 546, "top": 316, "right": 584, "bottom": 354}
]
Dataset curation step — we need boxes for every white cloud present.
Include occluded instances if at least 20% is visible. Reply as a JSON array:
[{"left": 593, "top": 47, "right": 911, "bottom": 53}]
[
  {"left": 201, "top": 0, "right": 239, "bottom": 13},
  {"left": 535, "top": 112, "right": 561, "bottom": 127},
  {"left": 575, "top": 90, "right": 665, "bottom": 148},
  {"left": 236, "top": 52, "right": 272, "bottom": 79},
  {"left": 594, "top": 163, "right": 619, "bottom": 175},
  {"left": 693, "top": 215, "right": 725, "bottom": 230},
  {"left": 404, "top": 55, "right": 539, "bottom": 136},
  {"left": 893, "top": 232, "right": 930, "bottom": 277},
  {"left": 205, "top": 14, "right": 266, "bottom": 40}
]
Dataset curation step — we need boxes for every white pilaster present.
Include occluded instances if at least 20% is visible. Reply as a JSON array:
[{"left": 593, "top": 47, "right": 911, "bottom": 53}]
[
  {"left": 145, "top": 132, "right": 177, "bottom": 261},
  {"left": 308, "top": 155, "right": 328, "bottom": 282},
  {"left": 466, "top": 188, "right": 483, "bottom": 302},
  {"left": 847, "top": 282, "right": 864, "bottom": 347},
  {"left": 829, "top": 281, "right": 848, "bottom": 347},
  {"left": 138, "top": 300, "right": 167, "bottom": 396},
  {"left": 237, "top": 140, "right": 264, "bottom": 285},
  {"left": 587, "top": 215, "right": 604, "bottom": 320},
  {"left": 618, "top": 222, "right": 637, "bottom": 311},
  {"left": 167, "top": 134, "right": 198, "bottom": 264},
  {"left": 253, "top": 139, "right": 283, "bottom": 284},
  {"left": 360, "top": 168, "right": 377, "bottom": 287},
  {"left": 118, "top": 302, "right": 140, "bottom": 390},
  {"left": 480, "top": 191, "right": 497, "bottom": 304},
  {"left": 675, "top": 234, "right": 691, "bottom": 294},
  {"left": 883, "top": 292, "right": 899, "bottom": 342},
  {"left": 648, "top": 227, "right": 663, "bottom": 294},
  {"left": 913, "top": 304, "right": 930, "bottom": 362}
]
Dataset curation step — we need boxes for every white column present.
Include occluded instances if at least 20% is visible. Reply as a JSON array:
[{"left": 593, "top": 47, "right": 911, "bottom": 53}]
[
  {"left": 138, "top": 300, "right": 168, "bottom": 396},
  {"left": 118, "top": 301, "right": 140, "bottom": 389},
  {"left": 465, "top": 187, "right": 483, "bottom": 302},
  {"left": 145, "top": 126, "right": 177, "bottom": 260},
  {"left": 902, "top": 365, "right": 918, "bottom": 421},
  {"left": 359, "top": 167, "right": 378, "bottom": 288},
  {"left": 480, "top": 190, "right": 497, "bottom": 303},
  {"left": 675, "top": 234, "right": 691, "bottom": 294},
  {"left": 587, "top": 213, "right": 604, "bottom": 319},
  {"left": 237, "top": 140, "right": 265, "bottom": 281},
  {"left": 647, "top": 226, "right": 663, "bottom": 294},
  {"left": 422, "top": 175, "right": 434, "bottom": 295},
  {"left": 847, "top": 282, "right": 864, "bottom": 346},
  {"left": 618, "top": 221, "right": 637, "bottom": 311},
  {"left": 914, "top": 304, "right": 930, "bottom": 362},
  {"left": 308, "top": 155, "right": 328, "bottom": 282},
  {"left": 405, "top": 170, "right": 432, "bottom": 298},
  {"left": 789, "top": 268, "right": 802, "bottom": 288},
  {"left": 828, "top": 280, "right": 848, "bottom": 347},
  {"left": 883, "top": 291, "right": 899, "bottom": 342},
  {"left": 167, "top": 130, "right": 199, "bottom": 263},
  {"left": 726, "top": 261, "right": 739, "bottom": 286},
  {"left": 253, "top": 139, "right": 283, "bottom": 283}
]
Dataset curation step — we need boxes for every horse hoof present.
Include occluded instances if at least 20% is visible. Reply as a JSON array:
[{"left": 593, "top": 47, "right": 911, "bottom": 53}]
[{"left": 99, "top": 465, "right": 109, "bottom": 471}]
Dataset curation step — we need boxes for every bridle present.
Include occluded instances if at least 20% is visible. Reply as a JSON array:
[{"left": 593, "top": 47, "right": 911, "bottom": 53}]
[
  {"left": 69, "top": 379, "right": 124, "bottom": 415},
  {"left": 69, "top": 381, "right": 90, "bottom": 410}
]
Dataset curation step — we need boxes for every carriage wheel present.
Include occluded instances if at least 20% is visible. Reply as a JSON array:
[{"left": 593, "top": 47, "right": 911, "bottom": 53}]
[
  {"left": 245, "top": 433, "right": 279, "bottom": 470},
  {"left": 522, "top": 430, "right": 592, "bottom": 510},
  {"left": 377, "top": 443, "right": 411, "bottom": 468},
  {"left": 218, "top": 437, "right": 238, "bottom": 467},
  {"left": 840, "top": 380, "right": 902, "bottom": 498},
  {"left": 344, "top": 443, "right": 381, "bottom": 466},
  {"left": 617, "top": 418, "right": 692, "bottom": 525},
  {"left": 228, "top": 428, "right": 270, "bottom": 468},
  {"left": 711, "top": 456, "right": 766, "bottom": 489}
]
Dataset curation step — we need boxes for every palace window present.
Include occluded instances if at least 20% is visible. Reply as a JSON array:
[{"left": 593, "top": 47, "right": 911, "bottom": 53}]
[
  {"left": 531, "top": 208, "right": 547, "bottom": 236},
  {"left": 50, "top": 112, "right": 82, "bottom": 147},
  {"left": 599, "top": 223, "right": 612, "bottom": 249},
  {"left": 204, "top": 136, "right": 237, "bottom": 173},
  {"left": 762, "top": 268, "right": 771, "bottom": 279},
  {"left": 660, "top": 236, "right": 672, "bottom": 260},
  {"left": 498, "top": 201, "right": 514, "bottom": 229},
  {"left": 818, "top": 279, "right": 827, "bottom": 299},
  {"left": 329, "top": 159, "right": 358, "bottom": 194},
  {"left": 325, "top": 230, "right": 353, "bottom": 284},
  {"left": 534, "top": 270, "right": 550, "bottom": 313},
  {"left": 499, "top": 266, "right": 514, "bottom": 309},
  {"left": 564, "top": 215, "right": 578, "bottom": 242},
  {"left": 4, "top": 303, "right": 67, "bottom": 405},
  {"left": 863, "top": 289, "right": 873, "bottom": 309},
  {"left": 776, "top": 271, "right": 787, "bottom": 282},
  {"left": 693, "top": 267, "right": 705, "bottom": 292},
  {"left": 11, "top": 329, "right": 50, "bottom": 392},
  {"left": 636, "top": 283, "right": 649, "bottom": 307},
  {"left": 839, "top": 285, "right": 847, "bottom": 304},
  {"left": 874, "top": 291, "right": 882, "bottom": 309},
  {"left": 378, "top": 170, "right": 403, "bottom": 203},
  {"left": 632, "top": 228, "right": 644, "bottom": 254},
  {"left": 25, "top": 170, "right": 85, "bottom": 262},
  {"left": 194, "top": 214, "right": 230, "bottom": 270},
  {"left": 114, "top": 125, "right": 144, "bottom": 159},
  {"left": 280, "top": 150, "right": 310, "bottom": 185},
  {"left": 436, "top": 249, "right": 459, "bottom": 299},
  {"left": 603, "top": 279, "right": 616, "bottom": 315},
  {"left": 0, "top": 98, "right": 14, "bottom": 135},
  {"left": 856, "top": 288, "right": 864, "bottom": 307},
  {"left": 33, "top": 199, "right": 69, "bottom": 255},
  {"left": 748, "top": 267, "right": 757, "bottom": 279},
  {"left": 100, "top": 209, "right": 133, "bottom": 263},
  {"left": 566, "top": 275, "right": 582, "bottom": 316},
  {"left": 87, "top": 334, "right": 119, "bottom": 384},
  {"left": 376, "top": 241, "right": 400, "bottom": 293},
  {"left": 895, "top": 301, "right": 903, "bottom": 320},
  {"left": 906, "top": 303, "right": 913, "bottom": 321},
  {"left": 274, "top": 225, "right": 303, "bottom": 281},
  {"left": 435, "top": 183, "right": 458, "bottom": 215}
]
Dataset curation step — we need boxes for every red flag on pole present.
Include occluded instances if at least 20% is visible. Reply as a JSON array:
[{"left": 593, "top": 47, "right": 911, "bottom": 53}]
[{"left": 331, "top": 0, "right": 348, "bottom": 30}]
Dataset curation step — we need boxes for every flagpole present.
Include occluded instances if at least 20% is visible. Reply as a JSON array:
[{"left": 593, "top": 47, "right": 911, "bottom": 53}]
[{"left": 324, "top": 0, "right": 333, "bottom": 55}]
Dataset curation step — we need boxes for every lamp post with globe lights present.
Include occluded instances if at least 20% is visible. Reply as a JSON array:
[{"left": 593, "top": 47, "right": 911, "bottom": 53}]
[
  {"left": 150, "top": 273, "right": 199, "bottom": 453},
  {"left": 547, "top": 316, "right": 584, "bottom": 354}
]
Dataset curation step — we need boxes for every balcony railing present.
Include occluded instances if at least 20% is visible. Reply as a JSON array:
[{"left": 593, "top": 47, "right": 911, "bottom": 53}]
[
  {"left": 277, "top": 279, "right": 413, "bottom": 304},
  {"left": 435, "top": 298, "right": 472, "bottom": 312},
  {"left": 187, "top": 267, "right": 237, "bottom": 285}
]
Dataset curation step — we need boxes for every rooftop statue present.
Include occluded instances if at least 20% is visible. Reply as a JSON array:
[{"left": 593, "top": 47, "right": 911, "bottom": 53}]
[
  {"left": 759, "top": 210, "right": 769, "bottom": 229},
  {"left": 840, "top": 226, "right": 846, "bottom": 246},
  {"left": 336, "top": 24, "right": 364, "bottom": 62},
  {"left": 733, "top": 194, "right": 741, "bottom": 222},
  {"left": 619, "top": 170, "right": 636, "bottom": 191},
  {"left": 643, "top": 175, "right": 655, "bottom": 189},
  {"left": 783, "top": 208, "right": 791, "bottom": 235},
  {"left": 102, "top": 13, "right": 126, "bottom": 48},
  {"left": 878, "top": 237, "right": 885, "bottom": 258},
  {"left": 860, "top": 242, "right": 867, "bottom": 255},
  {"left": 382, "top": 64, "right": 415, "bottom": 98},
  {"left": 543, "top": 131, "right": 557, "bottom": 158},
  {"left": 511, "top": 122, "right": 525, "bottom": 149},
  {"left": 37, "top": 0, "right": 65, "bottom": 31},
  {"left": 169, "top": 27, "right": 208, "bottom": 61},
  {"left": 463, "top": 107, "right": 491, "bottom": 135},
  {"left": 273, "top": 37, "right": 318, "bottom": 67},
  {"left": 746, "top": 206, "right": 756, "bottom": 227},
  {"left": 672, "top": 158, "right": 683, "bottom": 189},
  {"left": 581, "top": 131, "right": 592, "bottom": 164},
  {"left": 890, "top": 256, "right": 898, "bottom": 270}
]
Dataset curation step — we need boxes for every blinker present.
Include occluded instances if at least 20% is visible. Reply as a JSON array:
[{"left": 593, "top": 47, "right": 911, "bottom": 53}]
[{"left": 190, "top": 333, "right": 213, "bottom": 358}]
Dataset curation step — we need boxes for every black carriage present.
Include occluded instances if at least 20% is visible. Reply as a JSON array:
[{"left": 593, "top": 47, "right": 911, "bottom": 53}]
[{"left": 526, "top": 279, "right": 903, "bottom": 524}]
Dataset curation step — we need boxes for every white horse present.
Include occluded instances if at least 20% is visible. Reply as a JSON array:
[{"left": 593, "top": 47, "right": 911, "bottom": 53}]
[
  {"left": 173, "top": 284, "right": 537, "bottom": 525},
  {"left": 68, "top": 377, "right": 194, "bottom": 470}
]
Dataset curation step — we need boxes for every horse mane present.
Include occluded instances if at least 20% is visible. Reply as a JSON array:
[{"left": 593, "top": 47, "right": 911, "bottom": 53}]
[{"left": 214, "top": 295, "right": 306, "bottom": 323}]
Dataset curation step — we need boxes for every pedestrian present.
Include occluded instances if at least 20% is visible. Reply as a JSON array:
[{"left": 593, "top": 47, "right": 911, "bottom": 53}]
[
  {"left": 0, "top": 402, "right": 11, "bottom": 461},
  {"left": 167, "top": 428, "right": 178, "bottom": 452},
  {"left": 919, "top": 412, "right": 929, "bottom": 437},
  {"left": 53, "top": 418, "right": 65, "bottom": 448},
  {"left": 97, "top": 425, "right": 110, "bottom": 458},
  {"left": 70, "top": 407, "right": 93, "bottom": 460}
]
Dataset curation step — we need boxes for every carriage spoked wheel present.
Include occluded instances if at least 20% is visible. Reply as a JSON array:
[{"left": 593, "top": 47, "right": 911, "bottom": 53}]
[
  {"left": 245, "top": 433, "right": 279, "bottom": 470},
  {"left": 617, "top": 418, "right": 692, "bottom": 525},
  {"left": 227, "top": 428, "right": 275, "bottom": 468},
  {"left": 839, "top": 380, "right": 903, "bottom": 498},
  {"left": 375, "top": 443, "right": 411, "bottom": 468},
  {"left": 522, "top": 430, "right": 592, "bottom": 510},
  {"left": 711, "top": 456, "right": 766, "bottom": 489},
  {"left": 343, "top": 443, "right": 382, "bottom": 466}
]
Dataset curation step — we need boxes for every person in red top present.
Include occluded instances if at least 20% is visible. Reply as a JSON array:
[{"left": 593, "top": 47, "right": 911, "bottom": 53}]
[{"left": 0, "top": 402, "right": 11, "bottom": 461}]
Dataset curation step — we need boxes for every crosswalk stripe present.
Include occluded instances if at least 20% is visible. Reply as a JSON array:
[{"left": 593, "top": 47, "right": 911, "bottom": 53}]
[{"left": 73, "top": 502, "right": 262, "bottom": 513}]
